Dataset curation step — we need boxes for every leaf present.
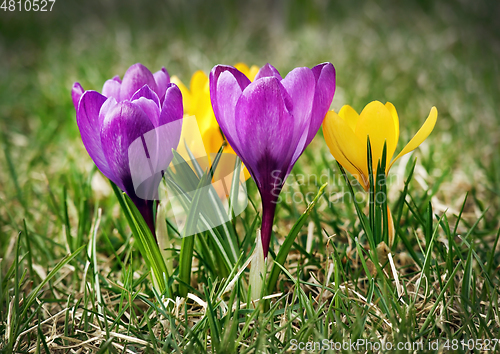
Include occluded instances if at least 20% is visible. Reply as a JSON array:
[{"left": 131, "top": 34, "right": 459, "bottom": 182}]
[
  {"left": 266, "top": 183, "right": 327, "bottom": 295},
  {"left": 111, "top": 182, "right": 171, "bottom": 297}
]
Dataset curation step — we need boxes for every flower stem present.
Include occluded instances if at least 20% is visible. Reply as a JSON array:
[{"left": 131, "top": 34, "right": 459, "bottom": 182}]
[
  {"left": 133, "top": 198, "right": 157, "bottom": 239},
  {"left": 260, "top": 190, "right": 278, "bottom": 258}
]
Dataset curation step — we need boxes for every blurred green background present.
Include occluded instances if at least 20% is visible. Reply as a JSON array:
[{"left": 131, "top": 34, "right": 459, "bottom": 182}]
[{"left": 1, "top": 0, "right": 499, "bottom": 249}]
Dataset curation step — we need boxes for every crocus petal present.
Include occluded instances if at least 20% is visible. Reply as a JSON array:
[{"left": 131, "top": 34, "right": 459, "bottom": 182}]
[
  {"left": 210, "top": 66, "right": 251, "bottom": 156},
  {"left": 323, "top": 110, "right": 369, "bottom": 189},
  {"left": 98, "top": 97, "right": 118, "bottom": 130},
  {"left": 387, "top": 206, "right": 395, "bottom": 247},
  {"left": 100, "top": 101, "right": 155, "bottom": 196},
  {"left": 385, "top": 102, "right": 400, "bottom": 149},
  {"left": 131, "top": 100, "right": 161, "bottom": 129},
  {"left": 306, "top": 62, "right": 336, "bottom": 146},
  {"left": 234, "top": 63, "right": 259, "bottom": 81},
  {"left": 247, "top": 66, "right": 260, "bottom": 81},
  {"left": 235, "top": 77, "right": 295, "bottom": 187},
  {"left": 190, "top": 70, "right": 209, "bottom": 94},
  {"left": 102, "top": 76, "right": 122, "bottom": 102},
  {"left": 338, "top": 105, "right": 360, "bottom": 132},
  {"left": 170, "top": 75, "right": 191, "bottom": 113},
  {"left": 72, "top": 82, "right": 84, "bottom": 110},
  {"left": 153, "top": 67, "right": 170, "bottom": 103},
  {"left": 389, "top": 106, "right": 438, "bottom": 169},
  {"left": 202, "top": 125, "right": 225, "bottom": 159},
  {"left": 140, "top": 117, "right": 182, "bottom": 187},
  {"left": 152, "top": 83, "right": 184, "bottom": 180},
  {"left": 154, "top": 83, "right": 183, "bottom": 170},
  {"left": 234, "top": 63, "right": 250, "bottom": 75},
  {"left": 159, "top": 83, "right": 184, "bottom": 125},
  {"left": 112, "top": 75, "right": 122, "bottom": 83},
  {"left": 254, "top": 63, "right": 282, "bottom": 81},
  {"left": 120, "top": 63, "right": 158, "bottom": 102},
  {"left": 189, "top": 71, "right": 214, "bottom": 133},
  {"left": 76, "top": 91, "right": 118, "bottom": 184},
  {"left": 131, "top": 84, "right": 161, "bottom": 106},
  {"left": 130, "top": 85, "right": 161, "bottom": 127},
  {"left": 355, "top": 101, "right": 397, "bottom": 173},
  {"left": 281, "top": 67, "right": 315, "bottom": 126},
  {"left": 280, "top": 67, "right": 316, "bottom": 167}
]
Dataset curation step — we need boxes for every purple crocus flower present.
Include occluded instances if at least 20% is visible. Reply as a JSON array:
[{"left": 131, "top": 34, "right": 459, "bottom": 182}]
[
  {"left": 210, "top": 63, "right": 336, "bottom": 257},
  {"left": 72, "top": 63, "right": 183, "bottom": 236}
]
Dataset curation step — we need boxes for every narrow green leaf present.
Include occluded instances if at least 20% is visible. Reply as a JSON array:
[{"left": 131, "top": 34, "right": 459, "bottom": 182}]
[{"left": 266, "top": 183, "right": 327, "bottom": 295}]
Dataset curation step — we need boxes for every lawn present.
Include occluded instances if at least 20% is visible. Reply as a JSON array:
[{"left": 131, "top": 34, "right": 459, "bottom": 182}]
[{"left": 1, "top": 0, "right": 500, "bottom": 352}]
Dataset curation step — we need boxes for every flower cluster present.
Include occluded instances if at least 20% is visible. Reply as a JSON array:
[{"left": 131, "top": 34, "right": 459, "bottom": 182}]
[{"left": 72, "top": 61, "right": 437, "bottom": 263}]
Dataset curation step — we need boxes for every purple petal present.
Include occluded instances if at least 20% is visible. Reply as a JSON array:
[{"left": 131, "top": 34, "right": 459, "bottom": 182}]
[
  {"left": 99, "top": 97, "right": 118, "bottom": 130},
  {"left": 281, "top": 67, "right": 315, "bottom": 121},
  {"left": 210, "top": 66, "right": 251, "bottom": 156},
  {"left": 131, "top": 84, "right": 160, "bottom": 106},
  {"left": 142, "top": 83, "right": 183, "bottom": 176},
  {"left": 254, "top": 63, "right": 282, "bottom": 81},
  {"left": 305, "top": 62, "right": 336, "bottom": 146},
  {"left": 120, "top": 63, "right": 158, "bottom": 102},
  {"left": 72, "top": 82, "right": 84, "bottom": 110},
  {"left": 76, "top": 91, "right": 118, "bottom": 184},
  {"left": 102, "top": 76, "right": 122, "bottom": 101},
  {"left": 130, "top": 85, "right": 161, "bottom": 127},
  {"left": 131, "top": 99, "right": 161, "bottom": 129},
  {"left": 158, "top": 83, "right": 183, "bottom": 125},
  {"left": 140, "top": 118, "right": 182, "bottom": 184},
  {"left": 127, "top": 87, "right": 182, "bottom": 200},
  {"left": 100, "top": 101, "right": 155, "bottom": 196},
  {"left": 280, "top": 67, "right": 316, "bottom": 169},
  {"left": 131, "top": 100, "right": 160, "bottom": 130},
  {"left": 235, "top": 77, "right": 295, "bottom": 188},
  {"left": 210, "top": 65, "right": 251, "bottom": 118},
  {"left": 153, "top": 67, "right": 170, "bottom": 103}
]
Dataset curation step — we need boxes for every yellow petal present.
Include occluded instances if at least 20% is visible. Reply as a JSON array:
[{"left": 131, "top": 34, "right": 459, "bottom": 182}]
[
  {"left": 389, "top": 106, "right": 438, "bottom": 169},
  {"left": 194, "top": 96, "right": 217, "bottom": 135},
  {"left": 355, "top": 101, "right": 397, "bottom": 175},
  {"left": 190, "top": 70, "right": 209, "bottom": 94},
  {"left": 385, "top": 101, "right": 399, "bottom": 148},
  {"left": 338, "top": 105, "right": 360, "bottom": 132},
  {"left": 211, "top": 147, "right": 251, "bottom": 199},
  {"left": 323, "top": 111, "right": 369, "bottom": 190},
  {"left": 170, "top": 76, "right": 191, "bottom": 113},
  {"left": 234, "top": 63, "right": 250, "bottom": 75},
  {"left": 177, "top": 115, "right": 211, "bottom": 172},
  {"left": 223, "top": 143, "right": 251, "bottom": 180},
  {"left": 387, "top": 206, "right": 395, "bottom": 247},
  {"left": 189, "top": 71, "right": 210, "bottom": 119},
  {"left": 247, "top": 65, "right": 260, "bottom": 81},
  {"left": 201, "top": 125, "right": 225, "bottom": 158},
  {"left": 234, "top": 63, "right": 259, "bottom": 81}
]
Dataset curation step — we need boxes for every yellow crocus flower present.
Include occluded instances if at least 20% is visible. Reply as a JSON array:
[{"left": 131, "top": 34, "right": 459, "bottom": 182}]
[
  {"left": 323, "top": 101, "right": 437, "bottom": 247},
  {"left": 323, "top": 101, "right": 438, "bottom": 191}
]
